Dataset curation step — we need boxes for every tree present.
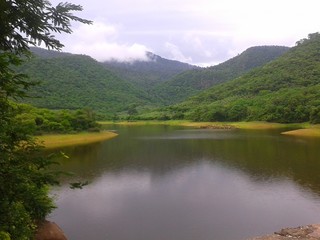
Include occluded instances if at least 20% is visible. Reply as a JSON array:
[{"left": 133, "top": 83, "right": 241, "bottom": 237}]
[
  {"left": 0, "top": 1, "right": 91, "bottom": 239},
  {"left": 0, "top": 1, "right": 91, "bottom": 53}
]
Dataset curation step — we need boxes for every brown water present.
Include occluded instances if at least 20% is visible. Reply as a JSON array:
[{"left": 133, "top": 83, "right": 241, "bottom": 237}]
[{"left": 49, "top": 125, "right": 320, "bottom": 240}]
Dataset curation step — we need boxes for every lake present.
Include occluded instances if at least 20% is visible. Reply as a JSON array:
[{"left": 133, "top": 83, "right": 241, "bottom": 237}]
[{"left": 49, "top": 125, "right": 320, "bottom": 240}]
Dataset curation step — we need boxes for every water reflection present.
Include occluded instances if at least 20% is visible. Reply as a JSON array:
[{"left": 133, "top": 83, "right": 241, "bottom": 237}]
[{"left": 50, "top": 126, "right": 320, "bottom": 240}]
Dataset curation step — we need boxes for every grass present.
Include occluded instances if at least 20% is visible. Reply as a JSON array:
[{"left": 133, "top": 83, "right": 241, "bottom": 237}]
[
  {"left": 99, "top": 120, "right": 234, "bottom": 129},
  {"left": 99, "top": 120, "right": 189, "bottom": 126},
  {"left": 36, "top": 131, "right": 118, "bottom": 149},
  {"left": 229, "top": 121, "right": 285, "bottom": 129},
  {"left": 100, "top": 120, "right": 320, "bottom": 137},
  {"left": 99, "top": 120, "right": 299, "bottom": 129},
  {"left": 281, "top": 125, "right": 320, "bottom": 137},
  {"left": 39, "top": 121, "right": 320, "bottom": 142}
]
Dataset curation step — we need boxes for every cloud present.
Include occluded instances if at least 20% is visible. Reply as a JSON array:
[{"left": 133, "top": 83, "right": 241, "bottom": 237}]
[
  {"left": 61, "top": 21, "right": 150, "bottom": 62},
  {"left": 50, "top": 0, "right": 320, "bottom": 66},
  {"left": 70, "top": 41, "right": 150, "bottom": 62},
  {"left": 164, "top": 42, "right": 192, "bottom": 63}
]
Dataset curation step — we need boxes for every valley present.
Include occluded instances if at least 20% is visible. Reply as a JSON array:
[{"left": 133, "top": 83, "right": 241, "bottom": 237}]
[{"left": 17, "top": 43, "right": 292, "bottom": 120}]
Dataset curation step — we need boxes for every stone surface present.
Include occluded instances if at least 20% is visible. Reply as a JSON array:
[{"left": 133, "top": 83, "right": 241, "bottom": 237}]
[
  {"left": 248, "top": 224, "right": 320, "bottom": 240},
  {"left": 34, "top": 220, "right": 67, "bottom": 240}
]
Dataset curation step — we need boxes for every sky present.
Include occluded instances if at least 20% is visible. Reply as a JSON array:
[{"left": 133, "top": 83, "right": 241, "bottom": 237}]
[{"left": 50, "top": 0, "right": 320, "bottom": 66}]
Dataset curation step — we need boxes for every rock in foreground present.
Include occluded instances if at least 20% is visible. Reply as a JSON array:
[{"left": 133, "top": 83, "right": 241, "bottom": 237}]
[
  {"left": 248, "top": 224, "right": 320, "bottom": 240},
  {"left": 35, "top": 220, "right": 67, "bottom": 240}
]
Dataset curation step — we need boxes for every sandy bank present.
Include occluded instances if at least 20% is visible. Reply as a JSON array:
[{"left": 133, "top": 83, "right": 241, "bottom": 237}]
[
  {"left": 100, "top": 121, "right": 289, "bottom": 130},
  {"left": 281, "top": 128, "right": 320, "bottom": 137},
  {"left": 37, "top": 131, "right": 118, "bottom": 149}
]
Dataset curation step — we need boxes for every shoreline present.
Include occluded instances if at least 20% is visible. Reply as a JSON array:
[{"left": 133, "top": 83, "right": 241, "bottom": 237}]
[
  {"left": 99, "top": 120, "right": 287, "bottom": 129},
  {"left": 39, "top": 123, "right": 320, "bottom": 239},
  {"left": 36, "top": 131, "right": 118, "bottom": 149},
  {"left": 100, "top": 120, "right": 320, "bottom": 137},
  {"left": 281, "top": 128, "right": 320, "bottom": 137}
]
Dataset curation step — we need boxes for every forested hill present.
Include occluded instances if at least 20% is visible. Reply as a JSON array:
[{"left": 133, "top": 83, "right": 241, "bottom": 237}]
[
  {"left": 18, "top": 53, "right": 154, "bottom": 117},
  {"left": 163, "top": 33, "right": 320, "bottom": 123},
  {"left": 102, "top": 52, "right": 197, "bottom": 90},
  {"left": 30, "top": 47, "right": 72, "bottom": 58},
  {"left": 154, "top": 46, "right": 289, "bottom": 104}
]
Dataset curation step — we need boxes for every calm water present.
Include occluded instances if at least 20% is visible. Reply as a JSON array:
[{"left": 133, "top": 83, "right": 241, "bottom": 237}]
[{"left": 49, "top": 125, "right": 320, "bottom": 240}]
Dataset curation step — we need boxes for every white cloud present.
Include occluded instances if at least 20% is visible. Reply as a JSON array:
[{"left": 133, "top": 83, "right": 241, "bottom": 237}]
[
  {"left": 50, "top": 0, "right": 320, "bottom": 65},
  {"left": 71, "top": 42, "right": 150, "bottom": 62},
  {"left": 61, "top": 21, "right": 150, "bottom": 62},
  {"left": 73, "top": 21, "right": 119, "bottom": 42},
  {"left": 164, "top": 42, "right": 192, "bottom": 63}
]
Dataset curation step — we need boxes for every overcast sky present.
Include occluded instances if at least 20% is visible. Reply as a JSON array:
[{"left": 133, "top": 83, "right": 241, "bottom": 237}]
[{"left": 50, "top": 0, "right": 320, "bottom": 66}]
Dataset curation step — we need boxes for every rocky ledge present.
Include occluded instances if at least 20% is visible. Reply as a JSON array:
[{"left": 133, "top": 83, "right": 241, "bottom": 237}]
[{"left": 248, "top": 224, "right": 320, "bottom": 240}]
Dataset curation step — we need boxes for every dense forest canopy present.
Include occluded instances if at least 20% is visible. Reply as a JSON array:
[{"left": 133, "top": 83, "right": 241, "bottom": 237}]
[
  {"left": 149, "top": 33, "right": 320, "bottom": 123},
  {"left": 102, "top": 52, "right": 197, "bottom": 91},
  {"left": 16, "top": 45, "right": 289, "bottom": 118},
  {"left": 17, "top": 53, "right": 155, "bottom": 117},
  {"left": 153, "top": 46, "right": 289, "bottom": 104},
  {"left": 15, "top": 103, "right": 100, "bottom": 134}
]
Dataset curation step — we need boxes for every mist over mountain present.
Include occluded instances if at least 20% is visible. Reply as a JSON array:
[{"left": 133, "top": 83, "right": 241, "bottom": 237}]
[{"left": 102, "top": 52, "right": 197, "bottom": 90}]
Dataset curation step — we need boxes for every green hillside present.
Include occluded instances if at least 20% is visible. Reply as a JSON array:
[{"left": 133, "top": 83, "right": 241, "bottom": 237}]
[
  {"left": 30, "top": 47, "right": 73, "bottom": 58},
  {"left": 18, "top": 53, "right": 153, "bottom": 117},
  {"left": 154, "top": 46, "right": 289, "bottom": 104},
  {"left": 160, "top": 33, "right": 320, "bottom": 123},
  {"left": 102, "top": 52, "right": 197, "bottom": 90}
]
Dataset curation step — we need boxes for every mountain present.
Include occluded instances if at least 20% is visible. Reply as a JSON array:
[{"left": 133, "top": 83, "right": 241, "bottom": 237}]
[
  {"left": 18, "top": 43, "right": 296, "bottom": 121},
  {"left": 154, "top": 46, "right": 290, "bottom": 104},
  {"left": 29, "top": 47, "right": 72, "bottom": 58},
  {"left": 161, "top": 33, "right": 320, "bottom": 123},
  {"left": 102, "top": 52, "right": 197, "bottom": 90},
  {"left": 18, "top": 49, "right": 154, "bottom": 117}
]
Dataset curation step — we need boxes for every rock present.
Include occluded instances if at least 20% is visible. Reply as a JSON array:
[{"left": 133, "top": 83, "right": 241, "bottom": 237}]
[
  {"left": 248, "top": 224, "right": 320, "bottom": 240},
  {"left": 34, "top": 220, "right": 67, "bottom": 240},
  {"left": 275, "top": 225, "right": 313, "bottom": 238}
]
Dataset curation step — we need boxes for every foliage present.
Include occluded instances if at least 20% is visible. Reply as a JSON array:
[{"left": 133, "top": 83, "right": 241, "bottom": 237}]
[
  {"left": 104, "top": 47, "right": 288, "bottom": 105},
  {"left": 102, "top": 52, "right": 196, "bottom": 91},
  {"left": 153, "top": 46, "right": 289, "bottom": 104},
  {"left": 15, "top": 103, "right": 101, "bottom": 134},
  {"left": 0, "top": 232, "right": 11, "bottom": 240},
  {"left": 0, "top": 1, "right": 90, "bottom": 239},
  {"left": 0, "top": 99, "right": 59, "bottom": 240},
  {"left": 17, "top": 51, "right": 155, "bottom": 117},
  {"left": 16, "top": 46, "right": 289, "bottom": 117},
  {"left": 158, "top": 33, "right": 320, "bottom": 123},
  {"left": 0, "top": 1, "right": 91, "bottom": 53}
]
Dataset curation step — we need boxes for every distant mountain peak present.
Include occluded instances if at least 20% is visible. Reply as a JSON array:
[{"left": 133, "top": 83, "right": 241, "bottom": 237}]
[
  {"left": 101, "top": 52, "right": 197, "bottom": 90},
  {"left": 146, "top": 51, "right": 159, "bottom": 62}
]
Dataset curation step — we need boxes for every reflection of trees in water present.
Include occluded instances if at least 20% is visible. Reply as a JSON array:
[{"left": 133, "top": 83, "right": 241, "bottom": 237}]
[
  {"left": 50, "top": 126, "right": 320, "bottom": 196},
  {"left": 47, "top": 142, "right": 105, "bottom": 183},
  {"left": 196, "top": 131, "right": 320, "bottom": 196}
]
